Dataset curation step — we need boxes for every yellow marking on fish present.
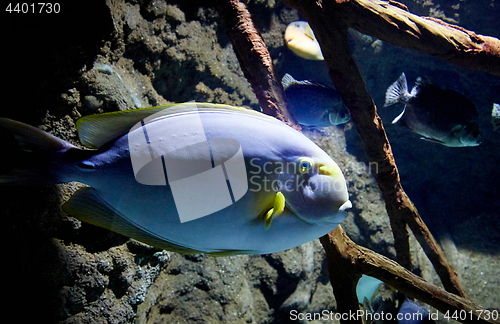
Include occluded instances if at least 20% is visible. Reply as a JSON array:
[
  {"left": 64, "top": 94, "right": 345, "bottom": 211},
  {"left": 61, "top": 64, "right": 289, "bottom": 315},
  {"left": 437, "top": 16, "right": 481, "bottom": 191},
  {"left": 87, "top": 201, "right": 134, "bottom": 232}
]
[{"left": 264, "top": 192, "right": 286, "bottom": 229}]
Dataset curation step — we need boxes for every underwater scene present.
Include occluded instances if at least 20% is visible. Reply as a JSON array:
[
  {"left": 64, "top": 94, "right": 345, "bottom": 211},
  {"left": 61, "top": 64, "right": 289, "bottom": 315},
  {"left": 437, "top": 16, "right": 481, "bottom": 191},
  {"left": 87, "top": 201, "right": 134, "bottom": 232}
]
[{"left": 2, "top": 0, "right": 499, "bottom": 323}]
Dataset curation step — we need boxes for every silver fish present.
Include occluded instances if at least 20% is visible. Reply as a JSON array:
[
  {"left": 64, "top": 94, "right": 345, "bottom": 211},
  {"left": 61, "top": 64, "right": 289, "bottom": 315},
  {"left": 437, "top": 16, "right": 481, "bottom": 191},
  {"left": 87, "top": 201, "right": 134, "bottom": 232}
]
[{"left": 384, "top": 73, "right": 481, "bottom": 147}]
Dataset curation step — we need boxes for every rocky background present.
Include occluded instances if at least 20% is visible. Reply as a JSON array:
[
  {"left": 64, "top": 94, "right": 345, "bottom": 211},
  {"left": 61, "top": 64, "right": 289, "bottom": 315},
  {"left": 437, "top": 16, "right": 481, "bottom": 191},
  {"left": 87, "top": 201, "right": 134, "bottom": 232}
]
[{"left": 1, "top": 0, "right": 499, "bottom": 323}]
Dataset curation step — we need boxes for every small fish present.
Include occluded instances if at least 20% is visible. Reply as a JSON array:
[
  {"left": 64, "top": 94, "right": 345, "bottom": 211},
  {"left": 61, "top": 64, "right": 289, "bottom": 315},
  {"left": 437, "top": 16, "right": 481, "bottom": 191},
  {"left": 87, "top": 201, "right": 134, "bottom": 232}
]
[
  {"left": 282, "top": 73, "right": 350, "bottom": 127},
  {"left": 0, "top": 103, "right": 351, "bottom": 255},
  {"left": 492, "top": 103, "right": 500, "bottom": 131},
  {"left": 284, "top": 21, "right": 324, "bottom": 60},
  {"left": 384, "top": 73, "right": 481, "bottom": 147}
]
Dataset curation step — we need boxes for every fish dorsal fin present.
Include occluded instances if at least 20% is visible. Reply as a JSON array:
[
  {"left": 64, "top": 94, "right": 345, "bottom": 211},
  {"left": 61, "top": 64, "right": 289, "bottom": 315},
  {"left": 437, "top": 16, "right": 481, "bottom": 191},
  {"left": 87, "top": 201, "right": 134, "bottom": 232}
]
[
  {"left": 281, "top": 73, "right": 296, "bottom": 89},
  {"left": 77, "top": 103, "right": 281, "bottom": 149},
  {"left": 281, "top": 74, "right": 331, "bottom": 90},
  {"left": 492, "top": 103, "right": 500, "bottom": 131},
  {"left": 385, "top": 72, "right": 408, "bottom": 107},
  {"left": 63, "top": 186, "right": 257, "bottom": 256},
  {"left": 414, "top": 76, "right": 433, "bottom": 88},
  {"left": 76, "top": 105, "right": 175, "bottom": 149}
]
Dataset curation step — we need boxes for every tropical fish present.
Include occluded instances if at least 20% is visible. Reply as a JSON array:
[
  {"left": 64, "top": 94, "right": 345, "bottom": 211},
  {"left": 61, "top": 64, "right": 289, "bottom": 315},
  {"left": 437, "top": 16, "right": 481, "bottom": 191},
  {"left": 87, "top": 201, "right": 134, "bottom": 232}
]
[
  {"left": 492, "top": 103, "right": 500, "bottom": 131},
  {"left": 284, "top": 21, "right": 324, "bottom": 60},
  {"left": 282, "top": 73, "right": 350, "bottom": 127},
  {"left": 0, "top": 103, "right": 351, "bottom": 255},
  {"left": 384, "top": 73, "right": 481, "bottom": 147}
]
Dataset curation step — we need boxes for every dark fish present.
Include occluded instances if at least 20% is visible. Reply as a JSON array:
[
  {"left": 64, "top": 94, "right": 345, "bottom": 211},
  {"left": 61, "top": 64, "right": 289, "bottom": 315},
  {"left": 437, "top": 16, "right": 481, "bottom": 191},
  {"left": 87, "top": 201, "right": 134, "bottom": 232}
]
[
  {"left": 384, "top": 73, "right": 481, "bottom": 147},
  {"left": 282, "top": 73, "right": 350, "bottom": 127}
]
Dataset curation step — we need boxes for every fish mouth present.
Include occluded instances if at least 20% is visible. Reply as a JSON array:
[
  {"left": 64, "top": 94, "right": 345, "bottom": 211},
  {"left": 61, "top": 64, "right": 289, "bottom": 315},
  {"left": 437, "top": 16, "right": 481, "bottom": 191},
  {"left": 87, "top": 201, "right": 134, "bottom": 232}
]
[{"left": 339, "top": 200, "right": 352, "bottom": 211}]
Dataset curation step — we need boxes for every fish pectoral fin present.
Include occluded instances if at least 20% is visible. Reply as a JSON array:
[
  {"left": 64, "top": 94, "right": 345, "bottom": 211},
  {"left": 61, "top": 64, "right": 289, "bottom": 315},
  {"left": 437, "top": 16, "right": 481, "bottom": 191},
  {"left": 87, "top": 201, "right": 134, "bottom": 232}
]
[
  {"left": 263, "top": 192, "right": 286, "bottom": 229},
  {"left": 62, "top": 187, "right": 202, "bottom": 254}
]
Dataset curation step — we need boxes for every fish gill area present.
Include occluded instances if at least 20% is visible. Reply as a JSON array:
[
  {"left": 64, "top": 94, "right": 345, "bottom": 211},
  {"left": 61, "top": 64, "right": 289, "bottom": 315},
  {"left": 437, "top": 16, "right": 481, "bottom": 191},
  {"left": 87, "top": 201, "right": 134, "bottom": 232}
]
[{"left": 2, "top": 0, "right": 499, "bottom": 323}]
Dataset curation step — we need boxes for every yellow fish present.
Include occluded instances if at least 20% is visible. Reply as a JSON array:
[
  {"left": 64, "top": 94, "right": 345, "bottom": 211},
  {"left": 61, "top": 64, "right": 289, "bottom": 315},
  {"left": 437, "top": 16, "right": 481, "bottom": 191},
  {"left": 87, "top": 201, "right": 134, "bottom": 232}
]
[{"left": 284, "top": 21, "right": 324, "bottom": 61}]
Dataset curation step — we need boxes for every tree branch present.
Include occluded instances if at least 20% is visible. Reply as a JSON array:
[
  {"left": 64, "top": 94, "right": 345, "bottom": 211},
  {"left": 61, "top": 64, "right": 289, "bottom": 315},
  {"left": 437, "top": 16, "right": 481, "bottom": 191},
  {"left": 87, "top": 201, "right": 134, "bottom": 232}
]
[
  {"left": 342, "top": 0, "right": 500, "bottom": 76},
  {"left": 321, "top": 227, "right": 499, "bottom": 324},
  {"left": 284, "top": 0, "right": 468, "bottom": 298},
  {"left": 217, "top": 0, "right": 500, "bottom": 322}
]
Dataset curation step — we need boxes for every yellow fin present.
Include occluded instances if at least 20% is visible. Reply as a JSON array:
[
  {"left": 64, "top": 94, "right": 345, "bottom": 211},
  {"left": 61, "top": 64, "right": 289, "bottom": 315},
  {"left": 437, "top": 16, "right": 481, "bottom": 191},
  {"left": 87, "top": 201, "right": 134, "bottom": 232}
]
[
  {"left": 62, "top": 187, "right": 203, "bottom": 254},
  {"left": 76, "top": 102, "right": 281, "bottom": 149},
  {"left": 76, "top": 105, "right": 175, "bottom": 149},
  {"left": 264, "top": 192, "right": 286, "bottom": 229}
]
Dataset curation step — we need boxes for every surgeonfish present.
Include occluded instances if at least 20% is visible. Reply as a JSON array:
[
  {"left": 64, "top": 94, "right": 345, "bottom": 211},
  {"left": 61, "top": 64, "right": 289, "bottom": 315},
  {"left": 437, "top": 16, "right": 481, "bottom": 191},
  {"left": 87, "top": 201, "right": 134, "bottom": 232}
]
[
  {"left": 0, "top": 103, "right": 351, "bottom": 255},
  {"left": 492, "top": 103, "right": 500, "bottom": 131},
  {"left": 284, "top": 21, "right": 324, "bottom": 61},
  {"left": 282, "top": 73, "right": 350, "bottom": 127},
  {"left": 384, "top": 73, "right": 481, "bottom": 147}
]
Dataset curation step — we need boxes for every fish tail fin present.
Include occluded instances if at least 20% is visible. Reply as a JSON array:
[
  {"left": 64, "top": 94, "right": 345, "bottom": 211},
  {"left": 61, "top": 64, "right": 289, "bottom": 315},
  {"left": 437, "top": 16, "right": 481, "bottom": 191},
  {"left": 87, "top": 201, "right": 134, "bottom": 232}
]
[
  {"left": 384, "top": 72, "right": 408, "bottom": 107},
  {"left": 0, "top": 118, "right": 78, "bottom": 185}
]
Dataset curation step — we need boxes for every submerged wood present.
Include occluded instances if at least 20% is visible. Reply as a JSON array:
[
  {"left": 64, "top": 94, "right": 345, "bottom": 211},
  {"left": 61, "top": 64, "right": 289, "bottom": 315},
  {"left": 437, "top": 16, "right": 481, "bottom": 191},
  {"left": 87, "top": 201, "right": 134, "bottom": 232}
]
[
  {"left": 321, "top": 227, "right": 500, "bottom": 324},
  {"left": 284, "top": 0, "right": 470, "bottom": 299},
  {"left": 342, "top": 0, "right": 500, "bottom": 76},
  {"left": 218, "top": 0, "right": 500, "bottom": 323}
]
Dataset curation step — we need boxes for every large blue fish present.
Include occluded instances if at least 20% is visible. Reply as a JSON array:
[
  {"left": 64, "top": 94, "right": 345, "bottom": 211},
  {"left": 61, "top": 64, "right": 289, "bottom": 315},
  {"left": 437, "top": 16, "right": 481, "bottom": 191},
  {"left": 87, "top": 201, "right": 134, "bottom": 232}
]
[{"left": 0, "top": 103, "right": 351, "bottom": 255}]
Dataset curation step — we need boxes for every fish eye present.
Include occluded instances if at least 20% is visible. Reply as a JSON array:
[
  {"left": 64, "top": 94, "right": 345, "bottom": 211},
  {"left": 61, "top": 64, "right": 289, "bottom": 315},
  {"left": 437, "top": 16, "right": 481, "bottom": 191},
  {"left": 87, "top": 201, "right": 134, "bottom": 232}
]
[{"left": 298, "top": 157, "right": 313, "bottom": 173}]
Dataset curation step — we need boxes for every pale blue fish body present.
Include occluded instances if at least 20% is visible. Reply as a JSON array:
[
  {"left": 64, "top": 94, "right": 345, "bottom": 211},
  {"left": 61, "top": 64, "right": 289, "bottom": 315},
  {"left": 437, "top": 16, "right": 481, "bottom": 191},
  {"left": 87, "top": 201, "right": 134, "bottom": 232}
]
[{"left": 1, "top": 103, "right": 351, "bottom": 255}]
